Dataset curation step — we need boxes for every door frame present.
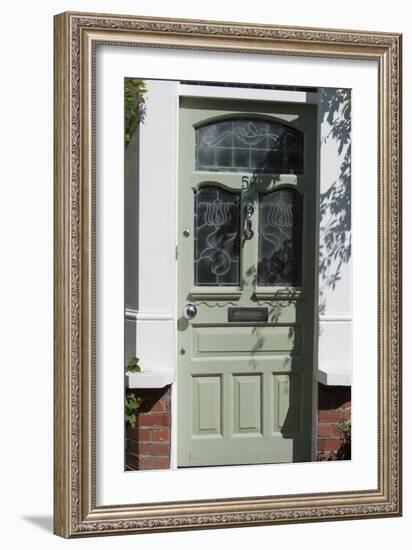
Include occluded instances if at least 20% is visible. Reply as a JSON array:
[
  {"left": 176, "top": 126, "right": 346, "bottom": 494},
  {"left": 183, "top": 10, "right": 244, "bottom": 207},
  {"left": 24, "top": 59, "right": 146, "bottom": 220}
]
[{"left": 173, "top": 88, "right": 321, "bottom": 468}]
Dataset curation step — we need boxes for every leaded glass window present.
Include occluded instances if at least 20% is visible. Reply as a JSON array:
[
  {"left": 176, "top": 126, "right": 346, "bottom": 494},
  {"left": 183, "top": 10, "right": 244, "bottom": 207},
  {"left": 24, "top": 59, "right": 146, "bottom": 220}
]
[
  {"left": 258, "top": 189, "right": 303, "bottom": 286},
  {"left": 195, "top": 118, "right": 303, "bottom": 174},
  {"left": 194, "top": 187, "right": 240, "bottom": 286}
]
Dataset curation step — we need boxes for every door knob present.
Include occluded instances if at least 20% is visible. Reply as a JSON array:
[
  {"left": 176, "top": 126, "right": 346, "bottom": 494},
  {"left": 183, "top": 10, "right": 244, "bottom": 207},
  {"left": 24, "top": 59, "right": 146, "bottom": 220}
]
[{"left": 184, "top": 303, "right": 197, "bottom": 320}]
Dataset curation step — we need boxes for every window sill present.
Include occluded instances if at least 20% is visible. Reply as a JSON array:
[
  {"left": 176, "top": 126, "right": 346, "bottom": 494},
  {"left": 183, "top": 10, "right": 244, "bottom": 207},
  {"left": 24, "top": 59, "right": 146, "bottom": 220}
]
[
  {"left": 317, "top": 369, "right": 352, "bottom": 387},
  {"left": 126, "top": 370, "right": 175, "bottom": 389}
]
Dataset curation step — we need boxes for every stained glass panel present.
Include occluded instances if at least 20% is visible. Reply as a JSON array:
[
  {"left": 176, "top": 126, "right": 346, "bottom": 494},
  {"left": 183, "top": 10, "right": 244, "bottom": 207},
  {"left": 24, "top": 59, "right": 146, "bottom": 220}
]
[
  {"left": 194, "top": 187, "right": 240, "bottom": 286},
  {"left": 196, "top": 118, "right": 303, "bottom": 174},
  {"left": 258, "top": 189, "right": 303, "bottom": 286}
]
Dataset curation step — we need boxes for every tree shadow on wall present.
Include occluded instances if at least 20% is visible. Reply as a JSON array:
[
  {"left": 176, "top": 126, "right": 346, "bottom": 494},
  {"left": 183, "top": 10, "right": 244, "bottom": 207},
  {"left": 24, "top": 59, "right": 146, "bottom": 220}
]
[
  {"left": 233, "top": 90, "right": 352, "bottom": 318},
  {"left": 318, "top": 88, "right": 352, "bottom": 316}
]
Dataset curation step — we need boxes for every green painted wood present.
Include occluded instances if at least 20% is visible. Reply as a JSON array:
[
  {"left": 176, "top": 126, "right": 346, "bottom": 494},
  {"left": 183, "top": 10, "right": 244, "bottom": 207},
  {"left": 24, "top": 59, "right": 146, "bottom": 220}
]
[
  {"left": 194, "top": 325, "right": 299, "bottom": 354},
  {"left": 274, "top": 373, "right": 301, "bottom": 432},
  {"left": 234, "top": 374, "right": 261, "bottom": 433},
  {"left": 177, "top": 97, "right": 317, "bottom": 467},
  {"left": 193, "top": 376, "right": 222, "bottom": 435}
]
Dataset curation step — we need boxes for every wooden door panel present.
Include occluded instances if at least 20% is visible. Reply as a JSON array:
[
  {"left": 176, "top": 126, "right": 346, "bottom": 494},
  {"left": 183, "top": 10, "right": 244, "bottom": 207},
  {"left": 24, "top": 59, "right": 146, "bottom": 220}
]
[
  {"left": 233, "top": 374, "right": 262, "bottom": 434},
  {"left": 192, "top": 375, "right": 222, "bottom": 436},
  {"left": 187, "top": 435, "right": 299, "bottom": 466},
  {"left": 189, "top": 355, "right": 301, "bottom": 373},
  {"left": 178, "top": 99, "right": 317, "bottom": 467},
  {"left": 193, "top": 325, "right": 300, "bottom": 354},
  {"left": 273, "top": 373, "right": 302, "bottom": 433}
]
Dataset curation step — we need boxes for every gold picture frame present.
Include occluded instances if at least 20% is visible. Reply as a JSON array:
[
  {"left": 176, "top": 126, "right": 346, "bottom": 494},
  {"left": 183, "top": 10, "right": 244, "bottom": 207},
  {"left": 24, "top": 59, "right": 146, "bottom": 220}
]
[{"left": 53, "top": 11, "right": 402, "bottom": 537}]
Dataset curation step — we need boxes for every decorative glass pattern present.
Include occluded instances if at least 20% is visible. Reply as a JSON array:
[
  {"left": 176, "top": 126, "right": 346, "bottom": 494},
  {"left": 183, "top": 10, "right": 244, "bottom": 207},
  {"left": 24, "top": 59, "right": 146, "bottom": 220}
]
[
  {"left": 258, "top": 189, "right": 303, "bottom": 286},
  {"left": 196, "top": 118, "right": 303, "bottom": 174},
  {"left": 194, "top": 187, "right": 240, "bottom": 286}
]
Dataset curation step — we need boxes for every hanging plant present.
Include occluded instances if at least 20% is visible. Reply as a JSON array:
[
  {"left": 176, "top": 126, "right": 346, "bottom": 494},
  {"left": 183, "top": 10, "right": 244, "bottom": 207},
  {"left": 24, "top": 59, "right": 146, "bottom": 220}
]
[{"left": 125, "top": 78, "right": 147, "bottom": 145}]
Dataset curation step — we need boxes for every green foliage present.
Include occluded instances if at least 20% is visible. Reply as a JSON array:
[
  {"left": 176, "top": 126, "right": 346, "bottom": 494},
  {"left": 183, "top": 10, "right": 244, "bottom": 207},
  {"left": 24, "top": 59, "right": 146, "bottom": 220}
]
[
  {"left": 334, "top": 418, "right": 351, "bottom": 460},
  {"left": 127, "top": 356, "right": 141, "bottom": 373},
  {"left": 332, "top": 417, "right": 351, "bottom": 461},
  {"left": 125, "top": 357, "right": 142, "bottom": 427},
  {"left": 318, "top": 413, "right": 351, "bottom": 462},
  {"left": 125, "top": 392, "right": 142, "bottom": 428},
  {"left": 337, "top": 418, "right": 351, "bottom": 441},
  {"left": 125, "top": 78, "right": 147, "bottom": 145}
]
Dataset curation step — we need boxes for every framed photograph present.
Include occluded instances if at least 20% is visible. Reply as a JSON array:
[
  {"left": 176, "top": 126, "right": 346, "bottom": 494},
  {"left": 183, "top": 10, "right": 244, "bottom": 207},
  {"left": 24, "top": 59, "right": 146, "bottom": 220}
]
[{"left": 53, "top": 11, "right": 402, "bottom": 537}]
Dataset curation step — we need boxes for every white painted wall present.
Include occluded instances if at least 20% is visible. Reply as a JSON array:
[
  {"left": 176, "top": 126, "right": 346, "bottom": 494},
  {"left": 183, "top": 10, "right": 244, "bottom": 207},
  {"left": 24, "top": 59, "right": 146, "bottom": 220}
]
[
  {"left": 317, "top": 88, "right": 352, "bottom": 385},
  {"left": 125, "top": 80, "right": 178, "bottom": 379}
]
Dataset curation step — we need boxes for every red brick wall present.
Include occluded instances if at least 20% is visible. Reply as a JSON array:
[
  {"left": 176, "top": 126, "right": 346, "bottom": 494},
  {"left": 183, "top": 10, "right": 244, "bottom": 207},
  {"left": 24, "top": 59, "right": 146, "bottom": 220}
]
[
  {"left": 125, "top": 386, "right": 171, "bottom": 470},
  {"left": 317, "top": 383, "right": 351, "bottom": 461},
  {"left": 125, "top": 383, "right": 350, "bottom": 468}
]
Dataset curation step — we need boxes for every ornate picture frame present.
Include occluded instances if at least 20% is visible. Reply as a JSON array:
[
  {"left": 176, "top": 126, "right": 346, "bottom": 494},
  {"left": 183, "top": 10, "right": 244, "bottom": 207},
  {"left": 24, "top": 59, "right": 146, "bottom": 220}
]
[{"left": 53, "top": 11, "right": 402, "bottom": 537}]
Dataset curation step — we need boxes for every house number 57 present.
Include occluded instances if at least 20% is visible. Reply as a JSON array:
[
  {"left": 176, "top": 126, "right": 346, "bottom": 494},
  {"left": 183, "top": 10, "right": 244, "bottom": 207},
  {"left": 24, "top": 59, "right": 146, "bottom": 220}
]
[{"left": 241, "top": 176, "right": 257, "bottom": 190}]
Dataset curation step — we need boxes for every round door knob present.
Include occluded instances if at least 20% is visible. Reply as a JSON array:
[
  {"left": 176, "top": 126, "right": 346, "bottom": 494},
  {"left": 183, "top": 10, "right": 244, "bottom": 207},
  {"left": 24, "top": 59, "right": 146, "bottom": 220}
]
[{"left": 184, "top": 303, "right": 197, "bottom": 320}]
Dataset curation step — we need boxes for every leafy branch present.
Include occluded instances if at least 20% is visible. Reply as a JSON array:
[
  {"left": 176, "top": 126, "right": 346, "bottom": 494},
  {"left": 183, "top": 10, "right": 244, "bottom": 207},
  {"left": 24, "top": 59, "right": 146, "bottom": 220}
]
[
  {"left": 127, "top": 356, "right": 141, "bottom": 373},
  {"left": 125, "top": 392, "right": 142, "bottom": 428},
  {"left": 125, "top": 78, "right": 147, "bottom": 145}
]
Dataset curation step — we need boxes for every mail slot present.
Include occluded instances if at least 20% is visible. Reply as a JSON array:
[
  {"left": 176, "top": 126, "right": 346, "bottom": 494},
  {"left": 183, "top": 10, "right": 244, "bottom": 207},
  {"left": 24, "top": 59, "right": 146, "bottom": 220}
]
[{"left": 228, "top": 307, "right": 268, "bottom": 322}]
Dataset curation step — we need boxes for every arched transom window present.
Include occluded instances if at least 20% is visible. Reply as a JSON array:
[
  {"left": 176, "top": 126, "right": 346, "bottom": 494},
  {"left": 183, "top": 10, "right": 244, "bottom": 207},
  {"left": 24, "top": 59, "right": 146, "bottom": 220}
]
[{"left": 195, "top": 118, "right": 303, "bottom": 174}]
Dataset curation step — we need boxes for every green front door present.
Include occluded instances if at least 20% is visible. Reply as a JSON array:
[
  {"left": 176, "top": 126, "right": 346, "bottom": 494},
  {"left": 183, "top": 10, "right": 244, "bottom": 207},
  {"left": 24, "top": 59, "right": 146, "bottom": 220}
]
[{"left": 177, "top": 97, "right": 317, "bottom": 467}]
